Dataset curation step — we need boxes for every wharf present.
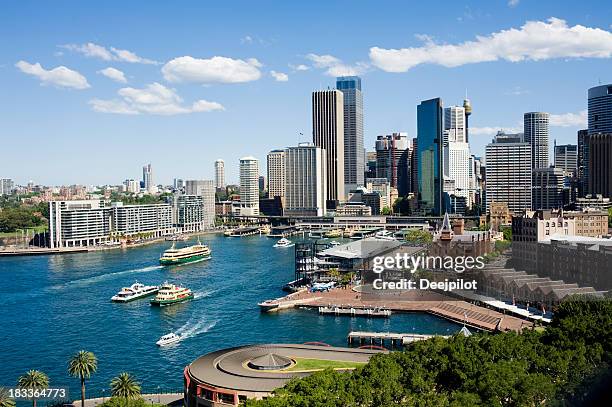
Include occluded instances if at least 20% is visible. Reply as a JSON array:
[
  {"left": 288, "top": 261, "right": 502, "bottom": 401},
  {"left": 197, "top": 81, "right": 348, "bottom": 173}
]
[
  {"left": 348, "top": 331, "right": 449, "bottom": 346},
  {"left": 259, "top": 286, "right": 533, "bottom": 332},
  {"left": 318, "top": 305, "right": 391, "bottom": 318},
  {"left": 0, "top": 247, "right": 89, "bottom": 256}
]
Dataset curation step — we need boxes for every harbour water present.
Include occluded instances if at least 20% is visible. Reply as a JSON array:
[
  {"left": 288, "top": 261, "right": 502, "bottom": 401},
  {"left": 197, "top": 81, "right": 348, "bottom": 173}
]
[{"left": 0, "top": 234, "right": 460, "bottom": 397}]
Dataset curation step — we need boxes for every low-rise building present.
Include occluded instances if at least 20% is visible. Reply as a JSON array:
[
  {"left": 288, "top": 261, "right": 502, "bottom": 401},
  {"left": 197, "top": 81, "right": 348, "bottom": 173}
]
[
  {"left": 429, "top": 214, "right": 494, "bottom": 259},
  {"left": 335, "top": 202, "right": 372, "bottom": 217}
]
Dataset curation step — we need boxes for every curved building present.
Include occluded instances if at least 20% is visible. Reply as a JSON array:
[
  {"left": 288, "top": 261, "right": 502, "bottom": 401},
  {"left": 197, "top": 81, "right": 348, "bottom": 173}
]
[
  {"left": 588, "top": 84, "right": 612, "bottom": 135},
  {"left": 183, "top": 344, "right": 384, "bottom": 406},
  {"left": 524, "top": 112, "right": 549, "bottom": 169}
]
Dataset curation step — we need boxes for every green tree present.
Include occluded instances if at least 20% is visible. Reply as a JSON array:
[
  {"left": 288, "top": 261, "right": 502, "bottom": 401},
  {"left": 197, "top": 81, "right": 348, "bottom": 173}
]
[
  {"left": 608, "top": 207, "right": 612, "bottom": 228},
  {"left": 68, "top": 350, "right": 98, "bottom": 407},
  {"left": 380, "top": 206, "right": 392, "bottom": 215},
  {"left": 403, "top": 229, "right": 433, "bottom": 243},
  {"left": 110, "top": 373, "right": 141, "bottom": 402},
  {"left": 0, "top": 387, "right": 16, "bottom": 407},
  {"left": 17, "top": 370, "right": 49, "bottom": 407}
]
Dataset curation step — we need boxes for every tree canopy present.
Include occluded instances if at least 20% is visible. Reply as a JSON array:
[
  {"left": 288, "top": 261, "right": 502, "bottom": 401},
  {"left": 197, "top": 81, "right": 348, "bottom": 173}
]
[{"left": 246, "top": 296, "right": 612, "bottom": 406}]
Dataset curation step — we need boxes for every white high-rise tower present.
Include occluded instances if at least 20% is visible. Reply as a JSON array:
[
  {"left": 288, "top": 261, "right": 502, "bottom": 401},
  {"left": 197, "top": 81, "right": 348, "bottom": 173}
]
[
  {"left": 239, "top": 157, "right": 259, "bottom": 216},
  {"left": 214, "top": 159, "right": 225, "bottom": 189}
]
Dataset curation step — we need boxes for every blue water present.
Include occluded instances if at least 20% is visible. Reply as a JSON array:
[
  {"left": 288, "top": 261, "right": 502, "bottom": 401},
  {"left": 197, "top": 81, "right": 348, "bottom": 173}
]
[{"left": 0, "top": 234, "right": 459, "bottom": 398}]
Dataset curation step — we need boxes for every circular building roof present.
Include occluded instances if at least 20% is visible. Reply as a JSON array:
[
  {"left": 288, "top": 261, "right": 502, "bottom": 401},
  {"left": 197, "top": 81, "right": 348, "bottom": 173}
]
[
  {"left": 247, "top": 352, "right": 293, "bottom": 370},
  {"left": 187, "top": 343, "right": 385, "bottom": 393}
]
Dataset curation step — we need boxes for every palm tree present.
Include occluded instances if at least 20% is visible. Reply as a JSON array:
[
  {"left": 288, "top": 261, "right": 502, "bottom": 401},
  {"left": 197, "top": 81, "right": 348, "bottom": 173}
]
[
  {"left": 17, "top": 370, "right": 49, "bottom": 407},
  {"left": 110, "top": 373, "right": 140, "bottom": 403},
  {"left": 68, "top": 351, "right": 97, "bottom": 407},
  {"left": 0, "top": 387, "right": 16, "bottom": 407}
]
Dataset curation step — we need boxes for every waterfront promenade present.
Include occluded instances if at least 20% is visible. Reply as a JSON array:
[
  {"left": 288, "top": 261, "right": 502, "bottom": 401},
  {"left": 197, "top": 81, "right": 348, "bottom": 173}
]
[
  {"left": 72, "top": 393, "right": 183, "bottom": 407},
  {"left": 265, "top": 286, "right": 532, "bottom": 332}
]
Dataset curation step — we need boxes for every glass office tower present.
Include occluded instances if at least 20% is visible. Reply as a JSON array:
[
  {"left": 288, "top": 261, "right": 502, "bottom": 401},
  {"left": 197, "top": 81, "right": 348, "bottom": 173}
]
[{"left": 417, "top": 98, "right": 444, "bottom": 215}]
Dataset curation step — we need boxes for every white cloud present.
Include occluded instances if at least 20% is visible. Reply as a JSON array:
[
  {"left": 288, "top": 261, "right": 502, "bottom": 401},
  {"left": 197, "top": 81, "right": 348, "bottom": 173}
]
[
  {"left": 306, "top": 53, "right": 368, "bottom": 76},
  {"left": 89, "top": 82, "right": 224, "bottom": 115},
  {"left": 270, "top": 70, "right": 289, "bottom": 82},
  {"left": 61, "top": 42, "right": 158, "bottom": 64},
  {"left": 15, "top": 60, "right": 90, "bottom": 89},
  {"left": 550, "top": 110, "right": 587, "bottom": 127},
  {"left": 508, "top": 0, "right": 520, "bottom": 7},
  {"left": 162, "top": 56, "right": 262, "bottom": 84},
  {"left": 97, "top": 67, "right": 127, "bottom": 83},
  {"left": 369, "top": 18, "right": 612, "bottom": 72},
  {"left": 241, "top": 35, "right": 253, "bottom": 44},
  {"left": 289, "top": 63, "right": 309, "bottom": 71}
]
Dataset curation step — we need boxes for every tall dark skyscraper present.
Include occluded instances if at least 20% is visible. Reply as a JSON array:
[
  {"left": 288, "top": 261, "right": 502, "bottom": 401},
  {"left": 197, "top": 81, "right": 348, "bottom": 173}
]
[
  {"left": 524, "top": 112, "right": 550, "bottom": 169},
  {"left": 588, "top": 84, "right": 612, "bottom": 134},
  {"left": 577, "top": 129, "right": 590, "bottom": 196},
  {"left": 417, "top": 98, "right": 444, "bottom": 215},
  {"left": 336, "top": 76, "right": 364, "bottom": 192},
  {"left": 588, "top": 133, "right": 612, "bottom": 198},
  {"left": 375, "top": 133, "right": 411, "bottom": 196}
]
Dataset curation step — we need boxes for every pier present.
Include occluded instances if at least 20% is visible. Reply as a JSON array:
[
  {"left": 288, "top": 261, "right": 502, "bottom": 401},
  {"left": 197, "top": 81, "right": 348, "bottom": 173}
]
[
  {"left": 224, "top": 226, "right": 261, "bottom": 237},
  {"left": 258, "top": 286, "right": 534, "bottom": 332},
  {"left": 318, "top": 305, "right": 391, "bottom": 318},
  {"left": 348, "top": 331, "right": 449, "bottom": 346}
]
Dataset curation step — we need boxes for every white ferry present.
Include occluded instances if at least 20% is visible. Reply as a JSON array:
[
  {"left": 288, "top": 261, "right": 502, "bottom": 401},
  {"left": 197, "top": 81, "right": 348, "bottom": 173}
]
[
  {"left": 111, "top": 282, "right": 159, "bottom": 302},
  {"left": 159, "top": 240, "right": 211, "bottom": 265},
  {"left": 273, "top": 238, "right": 295, "bottom": 248},
  {"left": 150, "top": 282, "right": 194, "bottom": 306},
  {"left": 156, "top": 332, "right": 181, "bottom": 346}
]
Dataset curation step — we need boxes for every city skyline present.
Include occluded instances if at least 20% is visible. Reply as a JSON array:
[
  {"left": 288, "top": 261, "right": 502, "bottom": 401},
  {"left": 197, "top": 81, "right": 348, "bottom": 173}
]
[{"left": 2, "top": 1, "right": 612, "bottom": 185}]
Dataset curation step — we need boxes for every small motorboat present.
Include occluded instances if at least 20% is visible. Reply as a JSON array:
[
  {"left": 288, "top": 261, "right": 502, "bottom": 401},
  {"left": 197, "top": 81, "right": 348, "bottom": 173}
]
[
  {"left": 156, "top": 332, "right": 181, "bottom": 346},
  {"left": 273, "top": 238, "right": 295, "bottom": 248}
]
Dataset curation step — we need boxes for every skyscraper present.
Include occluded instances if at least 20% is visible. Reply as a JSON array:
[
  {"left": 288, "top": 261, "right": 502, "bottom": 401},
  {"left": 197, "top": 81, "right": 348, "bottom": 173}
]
[
  {"left": 444, "top": 105, "right": 471, "bottom": 208},
  {"left": 524, "top": 112, "right": 550, "bottom": 169},
  {"left": 336, "top": 76, "right": 364, "bottom": 191},
  {"left": 588, "top": 84, "right": 612, "bottom": 134},
  {"left": 587, "top": 133, "right": 612, "bottom": 197},
  {"left": 532, "top": 167, "right": 566, "bottom": 210},
  {"left": 375, "top": 133, "right": 411, "bottom": 196},
  {"left": 485, "top": 132, "right": 532, "bottom": 213},
  {"left": 417, "top": 98, "right": 444, "bottom": 215},
  {"left": 239, "top": 157, "right": 260, "bottom": 216},
  {"left": 577, "top": 129, "right": 590, "bottom": 196},
  {"left": 184, "top": 180, "right": 215, "bottom": 226},
  {"left": 214, "top": 159, "right": 225, "bottom": 189},
  {"left": 312, "top": 89, "right": 344, "bottom": 206},
  {"left": 284, "top": 143, "right": 327, "bottom": 216},
  {"left": 142, "top": 163, "right": 153, "bottom": 192},
  {"left": 553, "top": 142, "right": 578, "bottom": 176},
  {"left": 267, "top": 149, "right": 286, "bottom": 201}
]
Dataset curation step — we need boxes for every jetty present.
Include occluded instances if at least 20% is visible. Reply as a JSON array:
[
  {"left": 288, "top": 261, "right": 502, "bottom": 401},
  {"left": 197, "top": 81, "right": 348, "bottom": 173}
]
[
  {"left": 224, "top": 226, "right": 260, "bottom": 237},
  {"left": 318, "top": 305, "right": 391, "bottom": 318},
  {"left": 0, "top": 247, "right": 89, "bottom": 256},
  {"left": 258, "top": 285, "right": 533, "bottom": 332},
  {"left": 348, "top": 331, "right": 449, "bottom": 346}
]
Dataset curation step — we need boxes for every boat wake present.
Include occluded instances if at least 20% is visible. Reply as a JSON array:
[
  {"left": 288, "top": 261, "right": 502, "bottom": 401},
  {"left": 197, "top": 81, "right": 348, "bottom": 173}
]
[
  {"left": 174, "top": 318, "right": 218, "bottom": 341},
  {"left": 49, "top": 265, "right": 163, "bottom": 291},
  {"left": 193, "top": 288, "right": 218, "bottom": 300}
]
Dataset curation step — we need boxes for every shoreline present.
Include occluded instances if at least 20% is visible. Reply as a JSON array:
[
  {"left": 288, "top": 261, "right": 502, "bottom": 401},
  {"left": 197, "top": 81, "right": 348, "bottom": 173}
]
[{"left": 0, "top": 229, "right": 224, "bottom": 257}]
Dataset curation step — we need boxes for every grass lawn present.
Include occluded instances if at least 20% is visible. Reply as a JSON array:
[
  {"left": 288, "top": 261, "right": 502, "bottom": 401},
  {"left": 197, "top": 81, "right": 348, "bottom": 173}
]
[
  {"left": 0, "top": 226, "right": 47, "bottom": 238},
  {"left": 285, "top": 357, "right": 366, "bottom": 372}
]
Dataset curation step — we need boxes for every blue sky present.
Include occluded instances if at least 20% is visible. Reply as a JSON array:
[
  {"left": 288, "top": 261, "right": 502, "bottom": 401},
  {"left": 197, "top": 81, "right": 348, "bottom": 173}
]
[{"left": 1, "top": 0, "right": 611, "bottom": 185}]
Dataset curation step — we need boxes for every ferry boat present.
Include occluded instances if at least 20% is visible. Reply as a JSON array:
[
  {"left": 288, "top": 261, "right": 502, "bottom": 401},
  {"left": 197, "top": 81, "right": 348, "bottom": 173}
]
[
  {"left": 150, "top": 282, "right": 194, "bottom": 306},
  {"left": 324, "top": 228, "right": 343, "bottom": 238},
  {"left": 159, "top": 240, "right": 211, "bottom": 265},
  {"left": 111, "top": 282, "right": 159, "bottom": 302},
  {"left": 273, "top": 238, "right": 295, "bottom": 248},
  {"left": 156, "top": 332, "right": 181, "bottom": 346}
]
